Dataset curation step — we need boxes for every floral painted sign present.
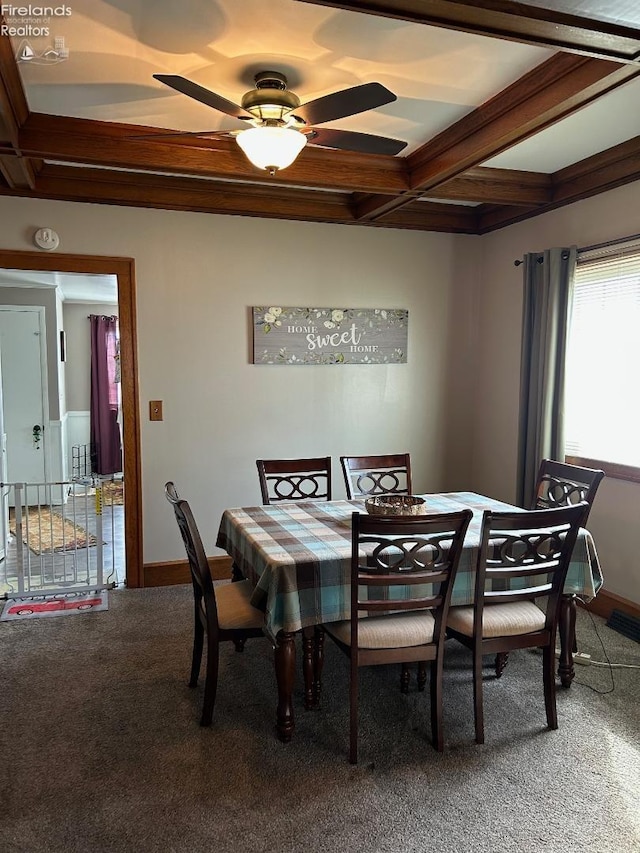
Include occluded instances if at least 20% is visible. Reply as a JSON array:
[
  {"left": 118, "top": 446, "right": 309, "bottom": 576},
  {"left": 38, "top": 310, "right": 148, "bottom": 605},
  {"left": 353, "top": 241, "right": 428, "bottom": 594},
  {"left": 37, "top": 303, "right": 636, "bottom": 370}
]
[{"left": 252, "top": 307, "right": 408, "bottom": 365}]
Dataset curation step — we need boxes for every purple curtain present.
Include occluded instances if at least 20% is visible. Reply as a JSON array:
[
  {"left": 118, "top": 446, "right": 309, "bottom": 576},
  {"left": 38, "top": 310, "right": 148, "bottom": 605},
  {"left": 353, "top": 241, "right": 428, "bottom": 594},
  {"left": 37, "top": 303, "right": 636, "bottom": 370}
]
[{"left": 90, "top": 314, "right": 122, "bottom": 475}]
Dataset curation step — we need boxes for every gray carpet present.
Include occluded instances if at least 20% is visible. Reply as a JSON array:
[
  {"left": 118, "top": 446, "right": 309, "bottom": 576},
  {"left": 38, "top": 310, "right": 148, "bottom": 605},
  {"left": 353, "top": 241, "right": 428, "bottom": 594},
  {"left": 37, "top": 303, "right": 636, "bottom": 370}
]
[{"left": 1, "top": 585, "right": 638, "bottom": 853}]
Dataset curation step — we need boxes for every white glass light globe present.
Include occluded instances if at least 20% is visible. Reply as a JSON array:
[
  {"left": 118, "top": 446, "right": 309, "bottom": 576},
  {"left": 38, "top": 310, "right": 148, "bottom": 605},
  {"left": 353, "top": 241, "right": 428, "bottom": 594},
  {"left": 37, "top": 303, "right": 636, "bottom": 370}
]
[{"left": 236, "top": 126, "right": 307, "bottom": 173}]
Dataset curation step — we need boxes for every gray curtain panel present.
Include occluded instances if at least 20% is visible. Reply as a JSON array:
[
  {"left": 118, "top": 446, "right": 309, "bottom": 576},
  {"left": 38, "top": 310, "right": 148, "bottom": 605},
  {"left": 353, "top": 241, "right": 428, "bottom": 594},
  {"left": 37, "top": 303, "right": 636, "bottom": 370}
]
[{"left": 516, "top": 247, "right": 577, "bottom": 508}]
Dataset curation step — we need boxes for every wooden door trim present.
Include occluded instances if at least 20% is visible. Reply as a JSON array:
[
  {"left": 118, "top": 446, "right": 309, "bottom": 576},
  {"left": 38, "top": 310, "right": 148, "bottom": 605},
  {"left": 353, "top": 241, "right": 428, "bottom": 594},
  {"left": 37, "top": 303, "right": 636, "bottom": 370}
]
[{"left": 0, "top": 249, "right": 143, "bottom": 587}]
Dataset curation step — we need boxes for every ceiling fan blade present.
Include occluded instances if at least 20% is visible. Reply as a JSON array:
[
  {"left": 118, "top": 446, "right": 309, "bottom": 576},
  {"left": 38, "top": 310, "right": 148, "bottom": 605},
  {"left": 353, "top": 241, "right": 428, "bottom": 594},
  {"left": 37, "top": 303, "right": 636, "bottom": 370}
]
[
  {"left": 307, "top": 127, "right": 407, "bottom": 156},
  {"left": 294, "top": 82, "right": 396, "bottom": 126},
  {"left": 153, "top": 74, "right": 252, "bottom": 119},
  {"left": 128, "top": 129, "right": 236, "bottom": 141}
]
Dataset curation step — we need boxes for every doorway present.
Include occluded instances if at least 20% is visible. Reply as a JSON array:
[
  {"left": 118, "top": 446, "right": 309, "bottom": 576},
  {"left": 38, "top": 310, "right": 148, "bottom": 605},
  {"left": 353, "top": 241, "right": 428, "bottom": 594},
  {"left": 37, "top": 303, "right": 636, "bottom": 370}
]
[
  {"left": 0, "top": 250, "right": 142, "bottom": 587},
  {"left": 0, "top": 307, "right": 48, "bottom": 485}
]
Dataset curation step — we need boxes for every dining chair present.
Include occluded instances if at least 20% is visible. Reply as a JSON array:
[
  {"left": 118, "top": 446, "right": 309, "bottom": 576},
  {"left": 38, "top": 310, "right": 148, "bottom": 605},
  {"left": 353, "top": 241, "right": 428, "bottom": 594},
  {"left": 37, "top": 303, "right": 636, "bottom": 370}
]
[
  {"left": 256, "top": 457, "right": 332, "bottom": 504},
  {"left": 490, "top": 458, "right": 605, "bottom": 679},
  {"left": 532, "top": 458, "right": 604, "bottom": 522},
  {"left": 341, "top": 453, "right": 419, "bottom": 692},
  {"left": 324, "top": 509, "right": 472, "bottom": 763},
  {"left": 340, "top": 453, "right": 412, "bottom": 500},
  {"left": 446, "top": 502, "right": 589, "bottom": 745},
  {"left": 165, "top": 482, "right": 265, "bottom": 726}
]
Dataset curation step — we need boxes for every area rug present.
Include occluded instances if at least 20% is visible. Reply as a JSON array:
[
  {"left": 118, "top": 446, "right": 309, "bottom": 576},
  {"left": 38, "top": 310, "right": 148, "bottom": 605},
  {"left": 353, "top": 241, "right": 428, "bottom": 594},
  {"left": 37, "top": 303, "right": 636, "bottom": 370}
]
[
  {"left": 1, "top": 591, "right": 108, "bottom": 622},
  {"left": 9, "top": 508, "right": 98, "bottom": 554},
  {"left": 99, "top": 480, "right": 124, "bottom": 505}
]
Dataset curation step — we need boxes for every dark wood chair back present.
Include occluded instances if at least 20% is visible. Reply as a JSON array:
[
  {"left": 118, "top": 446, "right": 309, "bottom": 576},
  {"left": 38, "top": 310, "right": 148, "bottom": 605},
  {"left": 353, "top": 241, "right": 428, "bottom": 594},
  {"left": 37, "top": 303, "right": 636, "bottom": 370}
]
[
  {"left": 257, "top": 457, "right": 332, "bottom": 504},
  {"left": 474, "top": 503, "right": 589, "bottom": 638},
  {"left": 533, "top": 459, "right": 604, "bottom": 522},
  {"left": 341, "top": 453, "right": 412, "bottom": 499},
  {"left": 447, "top": 501, "right": 590, "bottom": 744},
  {"left": 329, "top": 509, "right": 472, "bottom": 761},
  {"left": 165, "top": 481, "right": 219, "bottom": 635},
  {"left": 351, "top": 509, "right": 471, "bottom": 637},
  {"left": 165, "top": 481, "right": 264, "bottom": 727}
]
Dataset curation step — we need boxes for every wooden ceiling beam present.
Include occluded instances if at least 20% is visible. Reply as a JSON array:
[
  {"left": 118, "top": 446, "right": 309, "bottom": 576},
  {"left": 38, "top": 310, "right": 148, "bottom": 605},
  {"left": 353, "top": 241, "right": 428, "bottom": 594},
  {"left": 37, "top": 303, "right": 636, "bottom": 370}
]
[
  {"left": 0, "top": 161, "right": 477, "bottom": 232},
  {"left": 17, "top": 162, "right": 355, "bottom": 222},
  {"left": 15, "top": 113, "right": 409, "bottom": 195},
  {"left": 553, "top": 133, "right": 640, "bottom": 204},
  {"left": 3, "top": 113, "right": 554, "bottom": 204},
  {"left": 0, "top": 29, "right": 28, "bottom": 146},
  {"left": 0, "top": 28, "right": 38, "bottom": 188},
  {"left": 377, "top": 200, "right": 478, "bottom": 233},
  {"left": 0, "top": 153, "right": 41, "bottom": 188},
  {"left": 295, "top": 1, "right": 640, "bottom": 63},
  {"left": 428, "top": 167, "right": 551, "bottom": 206},
  {"left": 477, "top": 134, "right": 640, "bottom": 232},
  {"left": 0, "top": 160, "right": 366, "bottom": 225},
  {"left": 355, "top": 52, "right": 640, "bottom": 221}
]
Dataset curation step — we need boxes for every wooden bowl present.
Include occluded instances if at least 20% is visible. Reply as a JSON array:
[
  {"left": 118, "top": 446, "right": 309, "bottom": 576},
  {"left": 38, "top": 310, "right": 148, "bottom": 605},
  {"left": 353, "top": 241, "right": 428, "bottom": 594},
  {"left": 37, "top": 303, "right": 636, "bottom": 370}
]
[{"left": 364, "top": 495, "right": 426, "bottom": 516}]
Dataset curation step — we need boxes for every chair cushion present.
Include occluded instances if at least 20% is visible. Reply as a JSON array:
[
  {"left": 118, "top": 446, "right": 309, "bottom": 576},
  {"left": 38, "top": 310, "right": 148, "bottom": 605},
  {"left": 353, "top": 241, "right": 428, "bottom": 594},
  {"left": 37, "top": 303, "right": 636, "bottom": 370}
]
[
  {"left": 215, "top": 580, "right": 264, "bottom": 630},
  {"left": 447, "top": 602, "right": 546, "bottom": 638},
  {"left": 325, "top": 610, "right": 436, "bottom": 649}
]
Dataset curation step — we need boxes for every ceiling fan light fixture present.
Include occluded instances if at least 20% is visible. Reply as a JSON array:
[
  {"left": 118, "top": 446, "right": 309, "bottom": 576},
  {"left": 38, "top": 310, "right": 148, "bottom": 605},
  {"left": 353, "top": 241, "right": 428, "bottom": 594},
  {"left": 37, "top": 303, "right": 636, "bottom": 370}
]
[{"left": 236, "top": 125, "right": 307, "bottom": 175}]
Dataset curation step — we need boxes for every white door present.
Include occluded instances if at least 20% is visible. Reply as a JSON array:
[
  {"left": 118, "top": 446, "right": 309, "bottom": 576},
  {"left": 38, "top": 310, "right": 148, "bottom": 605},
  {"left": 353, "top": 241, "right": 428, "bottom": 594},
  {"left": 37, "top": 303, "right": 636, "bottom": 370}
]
[{"left": 0, "top": 308, "right": 48, "bottom": 485}]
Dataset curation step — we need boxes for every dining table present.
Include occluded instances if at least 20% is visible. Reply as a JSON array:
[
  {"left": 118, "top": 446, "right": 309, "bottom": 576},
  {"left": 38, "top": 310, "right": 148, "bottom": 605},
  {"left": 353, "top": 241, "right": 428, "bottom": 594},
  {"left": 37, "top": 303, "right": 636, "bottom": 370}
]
[{"left": 216, "top": 491, "right": 602, "bottom": 742}]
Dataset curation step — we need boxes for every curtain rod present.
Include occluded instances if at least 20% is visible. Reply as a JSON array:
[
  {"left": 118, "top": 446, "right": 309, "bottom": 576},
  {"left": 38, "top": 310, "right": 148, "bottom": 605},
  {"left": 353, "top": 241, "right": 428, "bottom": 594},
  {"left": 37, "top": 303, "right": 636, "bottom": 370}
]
[{"left": 513, "top": 231, "right": 640, "bottom": 266}]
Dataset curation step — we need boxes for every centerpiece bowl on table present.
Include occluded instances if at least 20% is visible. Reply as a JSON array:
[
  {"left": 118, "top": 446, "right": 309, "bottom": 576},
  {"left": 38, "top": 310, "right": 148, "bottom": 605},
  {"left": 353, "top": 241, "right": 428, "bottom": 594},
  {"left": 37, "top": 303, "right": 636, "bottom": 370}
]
[{"left": 364, "top": 495, "right": 427, "bottom": 516}]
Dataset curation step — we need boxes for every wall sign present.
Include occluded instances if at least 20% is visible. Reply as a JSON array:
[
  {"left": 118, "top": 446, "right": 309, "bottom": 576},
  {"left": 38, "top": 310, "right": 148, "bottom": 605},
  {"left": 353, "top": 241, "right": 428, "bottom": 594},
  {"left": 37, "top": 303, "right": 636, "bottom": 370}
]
[{"left": 252, "top": 307, "right": 408, "bottom": 365}]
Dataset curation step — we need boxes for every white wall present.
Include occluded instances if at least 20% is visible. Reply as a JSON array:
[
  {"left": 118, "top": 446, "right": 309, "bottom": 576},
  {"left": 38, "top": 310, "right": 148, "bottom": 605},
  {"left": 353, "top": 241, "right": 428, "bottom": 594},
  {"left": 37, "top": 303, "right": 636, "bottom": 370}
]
[
  {"left": 0, "top": 196, "right": 478, "bottom": 565},
  {"left": 469, "top": 181, "right": 640, "bottom": 605}
]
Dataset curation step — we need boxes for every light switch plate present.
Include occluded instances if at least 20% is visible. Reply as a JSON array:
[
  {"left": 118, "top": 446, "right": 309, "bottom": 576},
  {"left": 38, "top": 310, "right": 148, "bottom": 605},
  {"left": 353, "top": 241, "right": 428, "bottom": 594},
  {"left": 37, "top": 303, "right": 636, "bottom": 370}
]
[{"left": 149, "top": 400, "right": 163, "bottom": 421}]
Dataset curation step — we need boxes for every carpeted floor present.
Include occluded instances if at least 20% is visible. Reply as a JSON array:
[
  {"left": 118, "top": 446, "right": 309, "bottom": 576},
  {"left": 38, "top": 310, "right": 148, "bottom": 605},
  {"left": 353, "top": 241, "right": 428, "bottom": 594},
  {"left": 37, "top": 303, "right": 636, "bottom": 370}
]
[{"left": 0, "top": 584, "right": 638, "bottom": 853}]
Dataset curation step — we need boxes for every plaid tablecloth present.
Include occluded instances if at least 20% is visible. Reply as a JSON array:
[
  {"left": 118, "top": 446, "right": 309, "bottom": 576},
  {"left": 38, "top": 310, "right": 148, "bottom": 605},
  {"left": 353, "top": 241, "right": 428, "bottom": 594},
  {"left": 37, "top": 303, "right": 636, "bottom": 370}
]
[{"left": 215, "top": 492, "right": 603, "bottom": 640}]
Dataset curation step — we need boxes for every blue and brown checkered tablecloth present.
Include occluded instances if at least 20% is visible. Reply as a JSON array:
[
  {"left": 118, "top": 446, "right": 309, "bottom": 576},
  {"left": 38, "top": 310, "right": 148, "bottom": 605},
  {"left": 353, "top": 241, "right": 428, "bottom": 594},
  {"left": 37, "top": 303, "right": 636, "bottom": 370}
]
[{"left": 216, "top": 492, "right": 603, "bottom": 640}]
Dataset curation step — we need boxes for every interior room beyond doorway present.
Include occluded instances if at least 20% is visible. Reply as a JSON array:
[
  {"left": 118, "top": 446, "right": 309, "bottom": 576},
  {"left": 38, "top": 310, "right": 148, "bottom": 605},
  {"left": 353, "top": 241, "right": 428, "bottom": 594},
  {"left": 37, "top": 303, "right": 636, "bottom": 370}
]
[{"left": 0, "top": 250, "right": 142, "bottom": 589}]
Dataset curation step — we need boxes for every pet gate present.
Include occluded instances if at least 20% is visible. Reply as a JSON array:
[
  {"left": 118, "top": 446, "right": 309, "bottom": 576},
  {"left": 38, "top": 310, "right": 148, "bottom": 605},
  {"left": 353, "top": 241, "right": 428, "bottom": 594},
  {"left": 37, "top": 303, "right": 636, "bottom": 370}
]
[{"left": 1, "top": 480, "right": 117, "bottom": 598}]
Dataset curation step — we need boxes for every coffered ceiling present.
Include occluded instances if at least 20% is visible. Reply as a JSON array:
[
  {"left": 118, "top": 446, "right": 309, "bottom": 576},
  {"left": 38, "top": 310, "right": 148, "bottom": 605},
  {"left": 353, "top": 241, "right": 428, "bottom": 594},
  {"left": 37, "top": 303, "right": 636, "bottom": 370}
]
[{"left": 1, "top": 0, "right": 639, "bottom": 233}]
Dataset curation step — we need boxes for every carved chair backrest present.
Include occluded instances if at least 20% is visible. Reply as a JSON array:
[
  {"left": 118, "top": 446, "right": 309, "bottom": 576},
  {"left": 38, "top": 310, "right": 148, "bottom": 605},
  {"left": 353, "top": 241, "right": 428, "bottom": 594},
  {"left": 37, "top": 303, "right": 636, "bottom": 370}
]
[
  {"left": 257, "top": 457, "right": 332, "bottom": 504},
  {"left": 474, "top": 503, "right": 589, "bottom": 641},
  {"left": 533, "top": 459, "right": 604, "bottom": 523},
  {"left": 351, "top": 509, "right": 472, "bottom": 648},
  {"left": 341, "top": 453, "right": 412, "bottom": 499}
]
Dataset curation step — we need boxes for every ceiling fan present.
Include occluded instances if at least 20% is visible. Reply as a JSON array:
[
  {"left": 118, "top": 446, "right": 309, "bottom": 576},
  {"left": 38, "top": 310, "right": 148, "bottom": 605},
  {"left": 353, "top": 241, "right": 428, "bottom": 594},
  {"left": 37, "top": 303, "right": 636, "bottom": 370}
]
[{"left": 151, "top": 71, "right": 407, "bottom": 175}]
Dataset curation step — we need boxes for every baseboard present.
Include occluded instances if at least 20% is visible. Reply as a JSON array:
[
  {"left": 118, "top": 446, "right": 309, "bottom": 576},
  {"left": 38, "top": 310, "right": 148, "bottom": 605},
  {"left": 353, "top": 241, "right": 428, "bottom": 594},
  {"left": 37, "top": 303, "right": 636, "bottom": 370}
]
[
  {"left": 584, "top": 588, "right": 640, "bottom": 621},
  {"left": 143, "top": 556, "right": 233, "bottom": 586}
]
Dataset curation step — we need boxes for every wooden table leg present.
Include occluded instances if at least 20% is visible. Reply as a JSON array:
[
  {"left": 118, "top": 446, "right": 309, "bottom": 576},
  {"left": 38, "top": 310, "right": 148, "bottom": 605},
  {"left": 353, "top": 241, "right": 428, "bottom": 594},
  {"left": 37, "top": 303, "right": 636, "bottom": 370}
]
[
  {"left": 302, "top": 627, "right": 315, "bottom": 710},
  {"left": 400, "top": 662, "right": 411, "bottom": 693},
  {"left": 274, "top": 631, "right": 296, "bottom": 742},
  {"left": 313, "top": 627, "right": 324, "bottom": 707},
  {"left": 558, "top": 594, "right": 576, "bottom": 688}
]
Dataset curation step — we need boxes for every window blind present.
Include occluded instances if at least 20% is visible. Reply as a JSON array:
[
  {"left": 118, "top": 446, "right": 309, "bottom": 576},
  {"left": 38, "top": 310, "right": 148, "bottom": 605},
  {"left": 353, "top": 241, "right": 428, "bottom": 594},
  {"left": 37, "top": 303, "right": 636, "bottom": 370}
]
[{"left": 564, "top": 240, "right": 640, "bottom": 467}]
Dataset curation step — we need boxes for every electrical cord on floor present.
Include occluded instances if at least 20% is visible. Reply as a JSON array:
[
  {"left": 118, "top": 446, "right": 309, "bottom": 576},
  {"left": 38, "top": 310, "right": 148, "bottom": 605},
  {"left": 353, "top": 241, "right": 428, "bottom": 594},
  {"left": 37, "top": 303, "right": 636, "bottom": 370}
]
[
  {"left": 575, "top": 601, "right": 640, "bottom": 667},
  {"left": 573, "top": 602, "right": 616, "bottom": 695}
]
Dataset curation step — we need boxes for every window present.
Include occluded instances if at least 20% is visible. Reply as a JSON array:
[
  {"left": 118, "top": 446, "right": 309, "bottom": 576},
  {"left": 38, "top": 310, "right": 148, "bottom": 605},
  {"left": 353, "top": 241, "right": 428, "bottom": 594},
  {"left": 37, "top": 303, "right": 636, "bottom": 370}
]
[{"left": 564, "top": 239, "right": 640, "bottom": 480}]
